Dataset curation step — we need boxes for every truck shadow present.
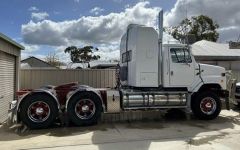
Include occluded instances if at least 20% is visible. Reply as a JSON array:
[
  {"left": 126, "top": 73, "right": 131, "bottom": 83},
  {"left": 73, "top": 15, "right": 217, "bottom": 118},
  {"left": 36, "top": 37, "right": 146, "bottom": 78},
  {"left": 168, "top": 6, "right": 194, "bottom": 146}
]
[{"left": 0, "top": 109, "right": 240, "bottom": 150}]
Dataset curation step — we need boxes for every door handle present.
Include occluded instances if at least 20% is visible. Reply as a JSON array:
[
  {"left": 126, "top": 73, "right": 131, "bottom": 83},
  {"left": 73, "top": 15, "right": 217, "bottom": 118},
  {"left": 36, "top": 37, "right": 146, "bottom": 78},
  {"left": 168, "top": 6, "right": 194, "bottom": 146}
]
[
  {"left": 0, "top": 95, "right": 4, "bottom": 99},
  {"left": 171, "top": 71, "right": 174, "bottom": 76}
]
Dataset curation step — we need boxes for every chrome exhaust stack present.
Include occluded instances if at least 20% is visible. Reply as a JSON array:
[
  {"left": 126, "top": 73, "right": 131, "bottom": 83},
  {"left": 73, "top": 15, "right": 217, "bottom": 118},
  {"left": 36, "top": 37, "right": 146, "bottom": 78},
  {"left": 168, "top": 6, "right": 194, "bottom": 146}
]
[{"left": 158, "top": 10, "right": 163, "bottom": 86}]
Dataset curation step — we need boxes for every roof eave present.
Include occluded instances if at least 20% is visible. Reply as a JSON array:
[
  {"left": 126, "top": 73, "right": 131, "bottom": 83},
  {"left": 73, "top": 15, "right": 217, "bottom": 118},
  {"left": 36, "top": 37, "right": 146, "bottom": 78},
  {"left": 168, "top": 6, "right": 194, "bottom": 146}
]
[
  {"left": 0, "top": 32, "right": 25, "bottom": 50},
  {"left": 194, "top": 55, "right": 240, "bottom": 61}
]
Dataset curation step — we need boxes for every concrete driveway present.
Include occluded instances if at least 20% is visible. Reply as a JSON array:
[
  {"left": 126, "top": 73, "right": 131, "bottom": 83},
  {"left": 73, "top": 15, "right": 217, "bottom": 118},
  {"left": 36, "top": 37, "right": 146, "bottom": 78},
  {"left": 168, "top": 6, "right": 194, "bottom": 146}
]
[{"left": 0, "top": 109, "right": 240, "bottom": 150}]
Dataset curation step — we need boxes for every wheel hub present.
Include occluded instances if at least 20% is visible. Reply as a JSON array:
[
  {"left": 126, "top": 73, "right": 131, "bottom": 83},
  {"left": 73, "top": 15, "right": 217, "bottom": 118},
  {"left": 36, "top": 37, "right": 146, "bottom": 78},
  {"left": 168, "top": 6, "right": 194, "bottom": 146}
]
[
  {"left": 82, "top": 105, "right": 90, "bottom": 112},
  {"left": 205, "top": 102, "right": 212, "bottom": 108},
  {"left": 27, "top": 101, "right": 51, "bottom": 123},
  {"left": 75, "top": 99, "right": 96, "bottom": 120},
  {"left": 200, "top": 97, "right": 216, "bottom": 115},
  {"left": 36, "top": 107, "right": 44, "bottom": 115}
]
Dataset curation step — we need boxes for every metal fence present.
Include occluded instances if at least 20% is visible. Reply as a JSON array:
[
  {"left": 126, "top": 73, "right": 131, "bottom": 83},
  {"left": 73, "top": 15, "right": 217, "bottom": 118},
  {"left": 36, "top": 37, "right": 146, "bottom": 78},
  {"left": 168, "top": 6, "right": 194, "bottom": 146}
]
[
  {"left": 232, "top": 71, "right": 240, "bottom": 82},
  {"left": 20, "top": 69, "right": 240, "bottom": 90},
  {"left": 20, "top": 69, "right": 117, "bottom": 89}
]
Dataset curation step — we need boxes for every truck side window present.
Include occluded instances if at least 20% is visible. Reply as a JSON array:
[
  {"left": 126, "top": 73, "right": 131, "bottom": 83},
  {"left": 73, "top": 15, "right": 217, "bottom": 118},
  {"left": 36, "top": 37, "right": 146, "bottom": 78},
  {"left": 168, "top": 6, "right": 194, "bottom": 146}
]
[
  {"left": 122, "top": 50, "right": 132, "bottom": 63},
  {"left": 170, "top": 48, "right": 192, "bottom": 63}
]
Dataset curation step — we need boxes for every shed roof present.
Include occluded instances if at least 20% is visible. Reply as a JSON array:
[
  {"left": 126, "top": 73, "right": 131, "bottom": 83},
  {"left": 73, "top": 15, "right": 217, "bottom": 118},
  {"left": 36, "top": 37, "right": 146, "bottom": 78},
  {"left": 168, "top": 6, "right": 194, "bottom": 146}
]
[
  {"left": 21, "top": 56, "right": 57, "bottom": 69},
  {"left": 0, "top": 32, "right": 25, "bottom": 50},
  {"left": 191, "top": 40, "right": 240, "bottom": 61}
]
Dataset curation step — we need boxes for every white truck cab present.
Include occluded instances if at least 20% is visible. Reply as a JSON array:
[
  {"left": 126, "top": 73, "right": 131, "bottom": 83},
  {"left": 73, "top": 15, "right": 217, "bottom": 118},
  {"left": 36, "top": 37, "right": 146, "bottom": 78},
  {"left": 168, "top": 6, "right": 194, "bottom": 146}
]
[
  {"left": 120, "top": 24, "right": 226, "bottom": 93},
  {"left": 118, "top": 10, "right": 227, "bottom": 120},
  {"left": 162, "top": 44, "right": 226, "bottom": 92}
]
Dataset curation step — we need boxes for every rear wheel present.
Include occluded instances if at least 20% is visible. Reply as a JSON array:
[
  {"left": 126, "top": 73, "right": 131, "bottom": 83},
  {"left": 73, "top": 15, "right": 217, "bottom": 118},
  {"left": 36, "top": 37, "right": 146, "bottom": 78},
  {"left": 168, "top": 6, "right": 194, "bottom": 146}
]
[
  {"left": 67, "top": 92, "right": 102, "bottom": 126},
  {"left": 191, "top": 92, "right": 221, "bottom": 120},
  {"left": 19, "top": 94, "right": 58, "bottom": 129}
]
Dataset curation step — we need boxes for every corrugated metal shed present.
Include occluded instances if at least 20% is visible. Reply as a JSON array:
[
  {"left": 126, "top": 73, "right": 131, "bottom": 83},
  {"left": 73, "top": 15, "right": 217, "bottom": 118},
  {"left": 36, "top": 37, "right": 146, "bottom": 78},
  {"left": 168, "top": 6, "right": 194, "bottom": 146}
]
[
  {"left": 192, "top": 40, "right": 240, "bottom": 61},
  {"left": 0, "top": 33, "right": 24, "bottom": 123}
]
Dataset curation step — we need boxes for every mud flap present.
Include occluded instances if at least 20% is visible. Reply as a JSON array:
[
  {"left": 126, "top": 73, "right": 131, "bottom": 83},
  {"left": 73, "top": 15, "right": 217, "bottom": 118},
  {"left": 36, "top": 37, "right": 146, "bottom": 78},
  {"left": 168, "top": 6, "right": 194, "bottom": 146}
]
[{"left": 7, "top": 100, "right": 18, "bottom": 126}]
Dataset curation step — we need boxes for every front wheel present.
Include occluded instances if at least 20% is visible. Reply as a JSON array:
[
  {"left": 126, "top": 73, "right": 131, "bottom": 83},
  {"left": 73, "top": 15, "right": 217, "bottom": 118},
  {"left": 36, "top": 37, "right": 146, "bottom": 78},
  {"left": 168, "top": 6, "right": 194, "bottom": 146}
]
[
  {"left": 191, "top": 92, "right": 221, "bottom": 120},
  {"left": 67, "top": 92, "right": 102, "bottom": 126}
]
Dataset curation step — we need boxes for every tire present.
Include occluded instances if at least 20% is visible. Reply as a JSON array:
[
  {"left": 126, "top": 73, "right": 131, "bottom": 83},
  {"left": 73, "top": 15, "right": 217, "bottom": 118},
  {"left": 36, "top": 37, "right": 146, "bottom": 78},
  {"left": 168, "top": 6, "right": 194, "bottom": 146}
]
[
  {"left": 67, "top": 92, "right": 102, "bottom": 126},
  {"left": 191, "top": 92, "right": 221, "bottom": 120},
  {"left": 19, "top": 94, "right": 58, "bottom": 129}
]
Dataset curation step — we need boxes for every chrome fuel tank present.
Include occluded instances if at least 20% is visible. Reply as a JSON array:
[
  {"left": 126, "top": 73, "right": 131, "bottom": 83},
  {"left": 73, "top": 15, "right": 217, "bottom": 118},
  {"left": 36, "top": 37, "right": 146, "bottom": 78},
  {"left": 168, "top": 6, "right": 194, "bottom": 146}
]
[{"left": 122, "top": 90, "right": 187, "bottom": 108}]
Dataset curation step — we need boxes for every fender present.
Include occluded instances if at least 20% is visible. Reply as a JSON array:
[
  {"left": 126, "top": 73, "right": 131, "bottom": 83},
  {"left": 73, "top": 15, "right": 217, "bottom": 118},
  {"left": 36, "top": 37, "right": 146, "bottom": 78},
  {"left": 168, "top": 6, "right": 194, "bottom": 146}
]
[
  {"left": 191, "top": 76, "right": 225, "bottom": 93},
  {"left": 192, "top": 82, "right": 222, "bottom": 93},
  {"left": 17, "top": 89, "right": 61, "bottom": 113},
  {"left": 193, "top": 63, "right": 227, "bottom": 92},
  {"left": 65, "top": 87, "right": 105, "bottom": 112}
]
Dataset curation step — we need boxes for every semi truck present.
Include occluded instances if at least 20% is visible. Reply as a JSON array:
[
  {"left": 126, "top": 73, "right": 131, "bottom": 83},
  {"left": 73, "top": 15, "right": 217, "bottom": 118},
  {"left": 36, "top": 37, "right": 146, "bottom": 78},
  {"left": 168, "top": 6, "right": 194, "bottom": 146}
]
[{"left": 9, "top": 10, "right": 228, "bottom": 129}]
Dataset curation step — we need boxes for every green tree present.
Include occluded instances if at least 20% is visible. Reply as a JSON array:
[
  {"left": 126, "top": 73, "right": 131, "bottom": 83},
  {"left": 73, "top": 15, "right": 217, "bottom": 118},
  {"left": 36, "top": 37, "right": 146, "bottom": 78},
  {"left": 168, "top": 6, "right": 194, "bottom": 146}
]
[
  {"left": 64, "top": 46, "right": 100, "bottom": 68},
  {"left": 166, "top": 15, "right": 219, "bottom": 43}
]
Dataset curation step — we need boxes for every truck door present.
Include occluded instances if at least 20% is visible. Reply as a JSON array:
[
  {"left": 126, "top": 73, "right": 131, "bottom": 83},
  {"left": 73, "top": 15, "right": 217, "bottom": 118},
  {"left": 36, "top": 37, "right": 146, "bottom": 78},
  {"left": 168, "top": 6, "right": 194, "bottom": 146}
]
[{"left": 169, "top": 47, "right": 195, "bottom": 87}]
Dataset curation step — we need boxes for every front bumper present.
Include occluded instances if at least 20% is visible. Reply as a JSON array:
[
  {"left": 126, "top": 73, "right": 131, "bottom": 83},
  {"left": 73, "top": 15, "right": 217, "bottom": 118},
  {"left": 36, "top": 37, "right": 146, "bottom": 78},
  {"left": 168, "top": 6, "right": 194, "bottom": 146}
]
[{"left": 235, "top": 94, "right": 240, "bottom": 102}]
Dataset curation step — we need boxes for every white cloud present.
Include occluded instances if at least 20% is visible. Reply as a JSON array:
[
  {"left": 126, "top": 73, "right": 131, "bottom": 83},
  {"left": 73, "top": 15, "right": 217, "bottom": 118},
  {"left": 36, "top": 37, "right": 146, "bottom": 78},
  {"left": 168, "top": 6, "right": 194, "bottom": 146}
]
[
  {"left": 22, "top": 44, "right": 40, "bottom": 52},
  {"left": 22, "top": 20, "right": 70, "bottom": 46},
  {"left": 21, "top": 53, "right": 45, "bottom": 60},
  {"left": 22, "top": 1, "right": 160, "bottom": 46},
  {"left": 31, "top": 12, "right": 49, "bottom": 21},
  {"left": 164, "top": 0, "right": 240, "bottom": 42},
  {"left": 90, "top": 7, "right": 105, "bottom": 15},
  {"left": 94, "top": 43, "right": 120, "bottom": 61},
  {"left": 29, "top": 6, "right": 39, "bottom": 11},
  {"left": 19, "top": 42, "right": 41, "bottom": 60}
]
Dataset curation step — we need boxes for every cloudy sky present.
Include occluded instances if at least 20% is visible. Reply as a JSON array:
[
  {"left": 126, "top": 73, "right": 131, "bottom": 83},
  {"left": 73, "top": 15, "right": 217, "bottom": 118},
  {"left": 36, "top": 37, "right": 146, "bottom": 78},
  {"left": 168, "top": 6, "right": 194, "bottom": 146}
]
[{"left": 0, "top": 0, "right": 239, "bottom": 62}]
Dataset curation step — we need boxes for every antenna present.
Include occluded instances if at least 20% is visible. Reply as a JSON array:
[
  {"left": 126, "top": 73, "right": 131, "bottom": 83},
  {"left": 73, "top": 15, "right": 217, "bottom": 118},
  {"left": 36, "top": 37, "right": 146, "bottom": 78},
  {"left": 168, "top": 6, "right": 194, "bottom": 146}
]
[
  {"left": 184, "top": 0, "right": 189, "bottom": 45},
  {"left": 185, "top": 0, "right": 188, "bottom": 19}
]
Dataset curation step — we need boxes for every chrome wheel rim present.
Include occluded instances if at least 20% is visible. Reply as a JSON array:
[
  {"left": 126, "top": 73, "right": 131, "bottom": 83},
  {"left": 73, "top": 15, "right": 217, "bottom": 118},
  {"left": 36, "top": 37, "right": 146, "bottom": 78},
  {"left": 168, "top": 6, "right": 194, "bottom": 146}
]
[
  {"left": 27, "top": 101, "right": 51, "bottom": 123},
  {"left": 200, "top": 97, "right": 217, "bottom": 115},
  {"left": 75, "top": 99, "right": 96, "bottom": 120}
]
